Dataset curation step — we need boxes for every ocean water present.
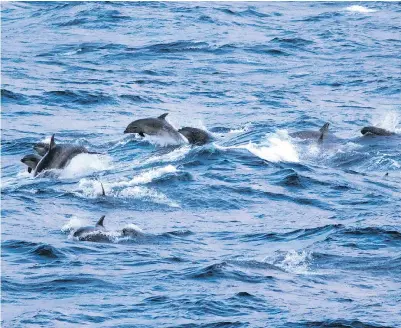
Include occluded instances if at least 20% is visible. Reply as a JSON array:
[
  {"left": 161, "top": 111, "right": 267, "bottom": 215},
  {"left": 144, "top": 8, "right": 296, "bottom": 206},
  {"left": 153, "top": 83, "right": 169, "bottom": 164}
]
[{"left": 1, "top": 2, "right": 401, "bottom": 327}]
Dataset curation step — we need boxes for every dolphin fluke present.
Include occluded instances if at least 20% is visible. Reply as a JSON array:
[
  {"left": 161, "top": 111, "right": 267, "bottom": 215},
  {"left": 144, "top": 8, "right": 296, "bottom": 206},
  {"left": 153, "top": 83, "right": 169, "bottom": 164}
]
[
  {"left": 318, "top": 122, "right": 330, "bottom": 143},
  {"left": 96, "top": 215, "right": 105, "bottom": 227}
]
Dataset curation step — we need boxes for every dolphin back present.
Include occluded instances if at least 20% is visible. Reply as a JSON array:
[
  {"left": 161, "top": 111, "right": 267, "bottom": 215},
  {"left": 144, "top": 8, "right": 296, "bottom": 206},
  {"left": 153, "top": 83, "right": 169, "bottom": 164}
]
[
  {"left": 361, "top": 126, "right": 393, "bottom": 136},
  {"left": 178, "top": 127, "right": 212, "bottom": 145}
]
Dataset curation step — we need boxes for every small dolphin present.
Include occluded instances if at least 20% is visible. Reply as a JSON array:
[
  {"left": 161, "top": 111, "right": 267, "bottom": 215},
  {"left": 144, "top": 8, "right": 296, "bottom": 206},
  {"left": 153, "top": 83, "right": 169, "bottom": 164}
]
[
  {"left": 178, "top": 127, "right": 213, "bottom": 145},
  {"left": 73, "top": 215, "right": 106, "bottom": 239},
  {"left": 21, "top": 154, "right": 42, "bottom": 173},
  {"left": 33, "top": 134, "right": 92, "bottom": 177},
  {"left": 290, "top": 122, "right": 330, "bottom": 143},
  {"left": 124, "top": 113, "right": 187, "bottom": 144},
  {"left": 361, "top": 126, "right": 394, "bottom": 136}
]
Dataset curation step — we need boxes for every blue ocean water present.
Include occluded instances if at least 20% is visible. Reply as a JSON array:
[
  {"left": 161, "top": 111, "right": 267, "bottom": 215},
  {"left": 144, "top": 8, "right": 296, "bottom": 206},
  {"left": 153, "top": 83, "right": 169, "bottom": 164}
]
[{"left": 1, "top": 2, "right": 401, "bottom": 327}]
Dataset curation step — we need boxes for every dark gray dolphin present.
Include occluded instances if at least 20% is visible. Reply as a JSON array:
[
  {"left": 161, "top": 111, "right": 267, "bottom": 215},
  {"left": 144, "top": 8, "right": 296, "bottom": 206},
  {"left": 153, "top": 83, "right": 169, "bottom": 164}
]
[
  {"left": 21, "top": 154, "right": 42, "bottom": 173},
  {"left": 124, "top": 113, "right": 187, "bottom": 144},
  {"left": 33, "top": 134, "right": 91, "bottom": 177},
  {"left": 178, "top": 127, "right": 213, "bottom": 145},
  {"left": 361, "top": 126, "right": 394, "bottom": 136},
  {"left": 290, "top": 122, "right": 330, "bottom": 143},
  {"left": 34, "top": 141, "right": 100, "bottom": 156},
  {"left": 73, "top": 215, "right": 106, "bottom": 239}
]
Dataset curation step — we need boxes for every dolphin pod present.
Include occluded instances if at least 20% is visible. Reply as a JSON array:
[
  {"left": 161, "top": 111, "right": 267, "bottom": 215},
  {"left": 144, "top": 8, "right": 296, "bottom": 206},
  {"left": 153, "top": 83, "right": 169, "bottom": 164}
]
[{"left": 21, "top": 113, "right": 397, "bottom": 178}]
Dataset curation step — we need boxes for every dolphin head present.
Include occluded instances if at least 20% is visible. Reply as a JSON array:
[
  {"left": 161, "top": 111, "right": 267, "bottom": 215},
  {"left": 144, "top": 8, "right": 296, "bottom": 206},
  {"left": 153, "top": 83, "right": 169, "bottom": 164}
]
[
  {"left": 21, "top": 154, "right": 42, "bottom": 173},
  {"left": 124, "top": 120, "right": 143, "bottom": 134},
  {"left": 33, "top": 142, "right": 49, "bottom": 156},
  {"left": 121, "top": 227, "right": 142, "bottom": 237}
]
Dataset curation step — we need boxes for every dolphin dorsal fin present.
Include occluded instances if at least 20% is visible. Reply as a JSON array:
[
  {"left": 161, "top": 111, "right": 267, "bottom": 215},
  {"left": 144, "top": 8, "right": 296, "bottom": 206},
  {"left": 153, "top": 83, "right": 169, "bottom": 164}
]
[
  {"left": 100, "top": 182, "right": 105, "bottom": 196},
  {"left": 49, "top": 134, "right": 56, "bottom": 150},
  {"left": 318, "top": 123, "right": 330, "bottom": 143},
  {"left": 96, "top": 215, "right": 105, "bottom": 227},
  {"left": 158, "top": 113, "right": 168, "bottom": 120}
]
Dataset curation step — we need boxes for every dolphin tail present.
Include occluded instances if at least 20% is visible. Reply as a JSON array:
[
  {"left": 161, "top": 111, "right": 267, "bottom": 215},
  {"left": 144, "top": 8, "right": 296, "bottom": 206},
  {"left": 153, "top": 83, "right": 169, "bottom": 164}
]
[
  {"left": 318, "top": 123, "right": 330, "bottom": 143},
  {"left": 96, "top": 215, "right": 105, "bottom": 227}
]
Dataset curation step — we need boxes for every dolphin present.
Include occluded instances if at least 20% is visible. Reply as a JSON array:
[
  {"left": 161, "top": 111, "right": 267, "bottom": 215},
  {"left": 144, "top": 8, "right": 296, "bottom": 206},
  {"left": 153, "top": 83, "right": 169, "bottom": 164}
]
[
  {"left": 73, "top": 215, "right": 106, "bottom": 240},
  {"left": 34, "top": 141, "right": 100, "bottom": 156},
  {"left": 124, "top": 113, "right": 187, "bottom": 144},
  {"left": 178, "top": 127, "right": 213, "bottom": 145},
  {"left": 72, "top": 216, "right": 143, "bottom": 242},
  {"left": 290, "top": 122, "right": 330, "bottom": 143},
  {"left": 361, "top": 126, "right": 394, "bottom": 136},
  {"left": 21, "top": 154, "right": 42, "bottom": 173},
  {"left": 33, "top": 134, "right": 91, "bottom": 177}
]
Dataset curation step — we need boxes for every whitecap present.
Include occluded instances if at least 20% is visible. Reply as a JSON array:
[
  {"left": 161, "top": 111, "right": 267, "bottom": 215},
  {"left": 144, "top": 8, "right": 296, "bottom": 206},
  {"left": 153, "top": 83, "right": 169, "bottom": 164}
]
[{"left": 346, "top": 5, "right": 376, "bottom": 13}]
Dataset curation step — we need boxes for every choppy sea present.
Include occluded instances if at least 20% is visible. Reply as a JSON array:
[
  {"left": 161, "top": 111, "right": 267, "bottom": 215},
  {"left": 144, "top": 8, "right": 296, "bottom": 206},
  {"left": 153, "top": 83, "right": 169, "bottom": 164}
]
[{"left": 1, "top": 2, "right": 401, "bottom": 327}]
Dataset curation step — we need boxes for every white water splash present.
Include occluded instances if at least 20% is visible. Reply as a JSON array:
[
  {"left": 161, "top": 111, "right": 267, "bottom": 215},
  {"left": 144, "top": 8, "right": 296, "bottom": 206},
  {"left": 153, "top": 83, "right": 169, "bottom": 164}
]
[
  {"left": 113, "top": 165, "right": 177, "bottom": 187},
  {"left": 219, "top": 130, "right": 300, "bottom": 163},
  {"left": 78, "top": 179, "right": 107, "bottom": 198},
  {"left": 139, "top": 146, "right": 191, "bottom": 166},
  {"left": 59, "top": 154, "right": 112, "bottom": 179},
  {"left": 118, "top": 186, "right": 180, "bottom": 207},
  {"left": 227, "top": 123, "right": 252, "bottom": 134},
  {"left": 346, "top": 5, "right": 376, "bottom": 13},
  {"left": 370, "top": 110, "right": 400, "bottom": 133},
  {"left": 143, "top": 130, "right": 188, "bottom": 147},
  {"left": 61, "top": 217, "right": 86, "bottom": 233},
  {"left": 267, "top": 250, "right": 314, "bottom": 275},
  {"left": 76, "top": 165, "right": 180, "bottom": 207}
]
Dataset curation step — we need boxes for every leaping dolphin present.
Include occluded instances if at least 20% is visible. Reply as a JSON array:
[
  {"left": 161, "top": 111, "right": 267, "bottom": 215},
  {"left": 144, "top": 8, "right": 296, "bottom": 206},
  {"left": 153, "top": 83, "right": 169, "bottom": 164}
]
[
  {"left": 124, "top": 113, "right": 187, "bottom": 144},
  {"left": 33, "top": 134, "right": 91, "bottom": 176},
  {"left": 34, "top": 141, "right": 100, "bottom": 156}
]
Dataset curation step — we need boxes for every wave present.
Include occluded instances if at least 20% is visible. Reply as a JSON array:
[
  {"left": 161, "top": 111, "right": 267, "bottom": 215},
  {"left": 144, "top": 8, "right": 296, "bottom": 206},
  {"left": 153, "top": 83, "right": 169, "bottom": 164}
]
[
  {"left": 218, "top": 130, "right": 300, "bottom": 163},
  {"left": 43, "top": 90, "right": 116, "bottom": 105},
  {"left": 1, "top": 89, "right": 29, "bottom": 104},
  {"left": 346, "top": 5, "right": 377, "bottom": 14},
  {"left": 186, "top": 261, "right": 275, "bottom": 283},
  {"left": 286, "top": 319, "right": 391, "bottom": 328},
  {"left": 242, "top": 224, "right": 342, "bottom": 242},
  {"left": 2, "top": 240, "right": 66, "bottom": 261}
]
